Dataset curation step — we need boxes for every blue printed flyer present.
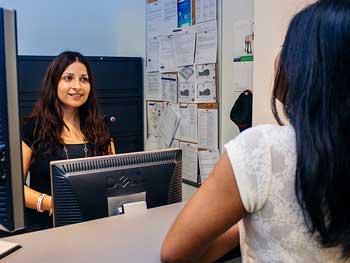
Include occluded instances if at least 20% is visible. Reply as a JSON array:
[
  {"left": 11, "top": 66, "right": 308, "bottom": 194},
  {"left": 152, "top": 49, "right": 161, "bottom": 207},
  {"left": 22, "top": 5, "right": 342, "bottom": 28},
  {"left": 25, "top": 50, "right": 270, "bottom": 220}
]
[{"left": 177, "top": 0, "right": 192, "bottom": 28}]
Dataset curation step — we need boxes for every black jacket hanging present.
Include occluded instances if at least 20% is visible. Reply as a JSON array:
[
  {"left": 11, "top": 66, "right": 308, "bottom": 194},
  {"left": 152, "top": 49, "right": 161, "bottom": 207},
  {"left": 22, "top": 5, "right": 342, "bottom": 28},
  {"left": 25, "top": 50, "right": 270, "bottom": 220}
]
[{"left": 230, "top": 90, "right": 253, "bottom": 132}]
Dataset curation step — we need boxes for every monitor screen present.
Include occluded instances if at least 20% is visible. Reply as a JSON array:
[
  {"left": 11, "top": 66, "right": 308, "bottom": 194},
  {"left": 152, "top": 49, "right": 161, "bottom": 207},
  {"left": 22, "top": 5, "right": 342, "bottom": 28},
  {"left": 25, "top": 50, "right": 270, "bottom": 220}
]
[
  {"left": 50, "top": 149, "right": 182, "bottom": 227},
  {"left": 0, "top": 8, "right": 25, "bottom": 233}
]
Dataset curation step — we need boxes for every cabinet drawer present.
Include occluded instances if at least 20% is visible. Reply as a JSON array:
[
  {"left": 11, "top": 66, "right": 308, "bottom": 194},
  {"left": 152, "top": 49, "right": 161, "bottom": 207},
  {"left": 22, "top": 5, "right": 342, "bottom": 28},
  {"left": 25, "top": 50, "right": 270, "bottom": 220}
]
[
  {"left": 99, "top": 97, "right": 143, "bottom": 135},
  {"left": 113, "top": 134, "right": 143, "bottom": 154},
  {"left": 90, "top": 57, "right": 143, "bottom": 97}
]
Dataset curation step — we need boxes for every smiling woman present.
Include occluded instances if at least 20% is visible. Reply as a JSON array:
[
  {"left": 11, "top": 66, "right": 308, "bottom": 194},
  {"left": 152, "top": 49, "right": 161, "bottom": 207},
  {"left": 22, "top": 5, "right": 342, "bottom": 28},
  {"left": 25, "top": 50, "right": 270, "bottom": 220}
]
[
  {"left": 21, "top": 51, "right": 115, "bottom": 231},
  {"left": 57, "top": 61, "right": 91, "bottom": 110}
]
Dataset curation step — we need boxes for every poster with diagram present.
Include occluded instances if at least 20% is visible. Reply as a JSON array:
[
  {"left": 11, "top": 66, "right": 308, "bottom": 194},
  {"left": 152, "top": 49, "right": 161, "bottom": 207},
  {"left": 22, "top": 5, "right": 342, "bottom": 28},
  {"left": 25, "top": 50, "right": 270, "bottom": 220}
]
[
  {"left": 195, "top": 64, "right": 216, "bottom": 102},
  {"left": 178, "top": 65, "right": 196, "bottom": 103}
]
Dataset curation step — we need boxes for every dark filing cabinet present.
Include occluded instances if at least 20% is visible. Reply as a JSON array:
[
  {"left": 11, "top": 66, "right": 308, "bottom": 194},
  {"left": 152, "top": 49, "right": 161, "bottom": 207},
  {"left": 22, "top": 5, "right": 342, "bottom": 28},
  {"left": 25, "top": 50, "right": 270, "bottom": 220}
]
[{"left": 17, "top": 56, "right": 144, "bottom": 154}]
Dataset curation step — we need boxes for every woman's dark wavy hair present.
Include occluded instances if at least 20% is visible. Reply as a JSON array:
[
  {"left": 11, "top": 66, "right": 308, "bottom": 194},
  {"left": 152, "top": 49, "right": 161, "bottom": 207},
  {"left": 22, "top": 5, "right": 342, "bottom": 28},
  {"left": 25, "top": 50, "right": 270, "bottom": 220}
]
[
  {"left": 272, "top": 0, "right": 350, "bottom": 258},
  {"left": 26, "top": 51, "right": 111, "bottom": 157}
]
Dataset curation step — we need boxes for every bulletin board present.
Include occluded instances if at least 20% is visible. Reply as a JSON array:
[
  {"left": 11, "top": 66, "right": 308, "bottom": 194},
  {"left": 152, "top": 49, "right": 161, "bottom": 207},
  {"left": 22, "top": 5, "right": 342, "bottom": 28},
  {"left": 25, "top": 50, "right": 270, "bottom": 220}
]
[{"left": 145, "top": 0, "right": 218, "bottom": 187}]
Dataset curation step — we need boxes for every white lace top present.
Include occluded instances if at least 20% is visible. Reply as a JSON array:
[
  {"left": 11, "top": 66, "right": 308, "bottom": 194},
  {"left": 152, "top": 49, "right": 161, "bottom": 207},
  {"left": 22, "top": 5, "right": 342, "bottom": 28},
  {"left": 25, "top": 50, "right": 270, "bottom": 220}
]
[{"left": 225, "top": 125, "right": 348, "bottom": 263}]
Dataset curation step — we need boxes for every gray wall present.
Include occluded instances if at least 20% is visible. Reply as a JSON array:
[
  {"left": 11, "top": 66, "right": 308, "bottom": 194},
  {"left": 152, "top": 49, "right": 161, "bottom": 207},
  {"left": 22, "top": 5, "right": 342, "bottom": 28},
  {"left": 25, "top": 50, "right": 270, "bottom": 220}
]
[
  {"left": 253, "top": 0, "right": 314, "bottom": 125},
  {"left": 0, "top": 0, "right": 146, "bottom": 57}
]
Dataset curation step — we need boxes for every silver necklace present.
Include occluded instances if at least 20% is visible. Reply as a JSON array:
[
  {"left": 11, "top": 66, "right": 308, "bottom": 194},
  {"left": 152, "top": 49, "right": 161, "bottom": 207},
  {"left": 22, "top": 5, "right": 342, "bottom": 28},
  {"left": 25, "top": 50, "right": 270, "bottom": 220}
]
[{"left": 63, "top": 143, "right": 88, "bottom": 160}]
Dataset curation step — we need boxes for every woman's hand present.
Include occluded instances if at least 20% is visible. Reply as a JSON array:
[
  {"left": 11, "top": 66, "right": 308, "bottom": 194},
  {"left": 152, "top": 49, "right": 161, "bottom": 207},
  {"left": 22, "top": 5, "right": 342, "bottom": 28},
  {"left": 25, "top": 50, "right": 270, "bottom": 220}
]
[{"left": 42, "top": 195, "right": 53, "bottom": 211}]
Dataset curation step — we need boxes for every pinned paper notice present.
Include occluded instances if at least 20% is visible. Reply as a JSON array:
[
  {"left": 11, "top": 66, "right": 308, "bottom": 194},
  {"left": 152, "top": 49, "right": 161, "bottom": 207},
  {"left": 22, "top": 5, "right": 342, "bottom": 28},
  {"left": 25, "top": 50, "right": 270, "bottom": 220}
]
[
  {"left": 174, "top": 29, "right": 195, "bottom": 67},
  {"left": 196, "top": 0, "right": 216, "bottom": 24},
  {"left": 176, "top": 103, "right": 198, "bottom": 143},
  {"left": 146, "top": 135, "right": 166, "bottom": 151},
  {"left": 180, "top": 142, "right": 198, "bottom": 183},
  {"left": 198, "top": 108, "right": 218, "bottom": 150},
  {"left": 178, "top": 65, "right": 196, "bottom": 103},
  {"left": 147, "top": 101, "right": 164, "bottom": 135},
  {"left": 161, "top": 73, "right": 178, "bottom": 103},
  {"left": 199, "top": 149, "right": 219, "bottom": 182},
  {"left": 146, "top": 1, "right": 163, "bottom": 38},
  {"left": 157, "top": 104, "right": 181, "bottom": 147},
  {"left": 159, "top": 35, "right": 178, "bottom": 72},
  {"left": 195, "top": 64, "right": 216, "bottom": 103},
  {"left": 147, "top": 72, "right": 162, "bottom": 100},
  {"left": 147, "top": 37, "right": 160, "bottom": 73},
  {"left": 195, "top": 20, "right": 217, "bottom": 64}
]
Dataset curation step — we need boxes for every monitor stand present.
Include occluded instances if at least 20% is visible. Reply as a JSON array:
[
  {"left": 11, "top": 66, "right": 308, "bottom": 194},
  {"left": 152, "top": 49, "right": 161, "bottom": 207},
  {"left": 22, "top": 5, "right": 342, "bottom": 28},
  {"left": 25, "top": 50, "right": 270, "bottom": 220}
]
[
  {"left": 0, "top": 240, "right": 21, "bottom": 259},
  {"left": 123, "top": 201, "right": 147, "bottom": 215}
]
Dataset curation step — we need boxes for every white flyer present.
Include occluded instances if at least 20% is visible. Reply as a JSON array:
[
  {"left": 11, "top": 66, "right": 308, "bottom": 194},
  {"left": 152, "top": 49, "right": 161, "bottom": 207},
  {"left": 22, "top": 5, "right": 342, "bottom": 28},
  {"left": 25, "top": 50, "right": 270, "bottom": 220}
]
[{"left": 180, "top": 142, "right": 198, "bottom": 183}]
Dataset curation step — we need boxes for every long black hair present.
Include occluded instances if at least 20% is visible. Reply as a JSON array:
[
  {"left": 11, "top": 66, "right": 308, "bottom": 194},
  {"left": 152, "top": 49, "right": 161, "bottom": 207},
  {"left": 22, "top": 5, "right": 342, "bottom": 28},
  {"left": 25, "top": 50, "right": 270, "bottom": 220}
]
[
  {"left": 26, "top": 51, "right": 111, "bottom": 157},
  {"left": 272, "top": 0, "right": 350, "bottom": 257}
]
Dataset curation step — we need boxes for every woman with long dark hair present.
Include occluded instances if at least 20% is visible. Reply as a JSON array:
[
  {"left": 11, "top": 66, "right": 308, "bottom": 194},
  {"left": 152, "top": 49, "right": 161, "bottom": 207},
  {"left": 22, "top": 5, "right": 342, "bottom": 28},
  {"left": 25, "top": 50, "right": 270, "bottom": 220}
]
[
  {"left": 22, "top": 51, "right": 115, "bottom": 230},
  {"left": 161, "top": 1, "right": 350, "bottom": 262}
]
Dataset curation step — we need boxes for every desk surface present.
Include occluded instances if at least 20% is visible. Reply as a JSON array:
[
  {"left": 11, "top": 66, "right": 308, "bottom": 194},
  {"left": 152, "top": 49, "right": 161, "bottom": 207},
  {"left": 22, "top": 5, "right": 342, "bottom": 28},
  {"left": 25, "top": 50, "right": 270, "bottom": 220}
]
[{"left": 3, "top": 202, "right": 185, "bottom": 263}]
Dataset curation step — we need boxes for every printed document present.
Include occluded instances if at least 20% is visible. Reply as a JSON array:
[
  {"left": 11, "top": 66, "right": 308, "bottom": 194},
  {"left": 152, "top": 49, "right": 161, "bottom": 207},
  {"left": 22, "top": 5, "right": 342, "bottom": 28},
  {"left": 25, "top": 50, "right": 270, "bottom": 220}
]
[
  {"left": 167, "top": 103, "right": 181, "bottom": 138},
  {"left": 147, "top": 72, "right": 162, "bottom": 100},
  {"left": 176, "top": 103, "right": 198, "bottom": 143},
  {"left": 146, "top": 134, "right": 166, "bottom": 151},
  {"left": 147, "top": 101, "right": 164, "bottom": 135},
  {"left": 198, "top": 149, "right": 219, "bottom": 182},
  {"left": 195, "top": 64, "right": 216, "bottom": 102},
  {"left": 174, "top": 29, "right": 196, "bottom": 67},
  {"left": 196, "top": 0, "right": 216, "bottom": 24},
  {"left": 171, "top": 139, "right": 180, "bottom": 149},
  {"left": 146, "top": 1, "right": 163, "bottom": 38},
  {"left": 161, "top": 73, "right": 178, "bottom": 103},
  {"left": 157, "top": 103, "right": 181, "bottom": 147},
  {"left": 196, "top": 82, "right": 216, "bottom": 103},
  {"left": 195, "top": 20, "right": 217, "bottom": 64},
  {"left": 162, "top": 0, "right": 178, "bottom": 35},
  {"left": 198, "top": 108, "right": 218, "bottom": 150},
  {"left": 159, "top": 35, "right": 178, "bottom": 72},
  {"left": 147, "top": 37, "right": 160, "bottom": 72},
  {"left": 178, "top": 65, "right": 196, "bottom": 103},
  {"left": 180, "top": 142, "right": 198, "bottom": 183},
  {"left": 177, "top": 0, "right": 192, "bottom": 28}
]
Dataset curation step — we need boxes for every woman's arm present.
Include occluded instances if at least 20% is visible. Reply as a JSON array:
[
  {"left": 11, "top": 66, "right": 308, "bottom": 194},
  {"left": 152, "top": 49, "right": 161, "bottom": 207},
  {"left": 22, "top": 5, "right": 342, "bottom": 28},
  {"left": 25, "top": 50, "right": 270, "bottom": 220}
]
[
  {"left": 196, "top": 224, "right": 240, "bottom": 263},
  {"left": 161, "top": 152, "right": 246, "bottom": 262},
  {"left": 22, "top": 141, "right": 52, "bottom": 211},
  {"left": 109, "top": 139, "right": 116, "bottom": 154}
]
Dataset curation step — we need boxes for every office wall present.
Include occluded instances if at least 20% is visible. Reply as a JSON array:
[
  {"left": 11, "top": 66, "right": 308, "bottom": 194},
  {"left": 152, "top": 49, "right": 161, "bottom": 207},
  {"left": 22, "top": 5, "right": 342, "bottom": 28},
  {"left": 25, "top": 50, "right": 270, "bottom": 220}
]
[
  {"left": 0, "top": 0, "right": 146, "bottom": 57},
  {"left": 253, "top": 0, "right": 315, "bottom": 125},
  {"left": 219, "top": 0, "right": 253, "bottom": 151}
]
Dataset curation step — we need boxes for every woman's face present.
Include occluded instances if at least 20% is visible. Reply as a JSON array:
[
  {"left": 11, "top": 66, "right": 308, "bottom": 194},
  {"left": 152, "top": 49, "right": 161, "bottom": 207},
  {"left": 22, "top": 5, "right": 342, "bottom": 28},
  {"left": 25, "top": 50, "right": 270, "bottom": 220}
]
[{"left": 57, "top": 61, "right": 91, "bottom": 111}]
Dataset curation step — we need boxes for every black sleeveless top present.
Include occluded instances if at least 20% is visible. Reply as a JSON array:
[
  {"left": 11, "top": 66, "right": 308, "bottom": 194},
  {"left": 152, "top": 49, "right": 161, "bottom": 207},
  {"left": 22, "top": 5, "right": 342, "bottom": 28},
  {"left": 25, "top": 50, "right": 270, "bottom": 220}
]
[{"left": 22, "top": 118, "right": 107, "bottom": 230}]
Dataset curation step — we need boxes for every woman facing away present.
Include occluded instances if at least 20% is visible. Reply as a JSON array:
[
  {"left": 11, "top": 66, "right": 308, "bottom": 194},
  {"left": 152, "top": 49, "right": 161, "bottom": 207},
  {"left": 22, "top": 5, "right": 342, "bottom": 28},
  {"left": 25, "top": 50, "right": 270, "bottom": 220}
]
[
  {"left": 22, "top": 51, "right": 115, "bottom": 230},
  {"left": 161, "top": 0, "right": 350, "bottom": 262}
]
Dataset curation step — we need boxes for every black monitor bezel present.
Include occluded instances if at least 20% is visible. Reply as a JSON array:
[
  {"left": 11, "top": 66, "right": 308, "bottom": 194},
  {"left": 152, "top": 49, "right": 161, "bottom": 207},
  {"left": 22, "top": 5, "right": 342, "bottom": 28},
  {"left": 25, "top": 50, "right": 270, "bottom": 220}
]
[{"left": 50, "top": 148, "right": 182, "bottom": 227}]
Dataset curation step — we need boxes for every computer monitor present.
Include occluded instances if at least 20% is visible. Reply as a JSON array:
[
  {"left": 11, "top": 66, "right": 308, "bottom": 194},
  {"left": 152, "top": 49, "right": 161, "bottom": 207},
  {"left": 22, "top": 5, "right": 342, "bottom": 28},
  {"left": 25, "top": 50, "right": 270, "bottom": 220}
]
[
  {"left": 0, "top": 8, "right": 25, "bottom": 233},
  {"left": 50, "top": 148, "right": 182, "bottom": 227}
]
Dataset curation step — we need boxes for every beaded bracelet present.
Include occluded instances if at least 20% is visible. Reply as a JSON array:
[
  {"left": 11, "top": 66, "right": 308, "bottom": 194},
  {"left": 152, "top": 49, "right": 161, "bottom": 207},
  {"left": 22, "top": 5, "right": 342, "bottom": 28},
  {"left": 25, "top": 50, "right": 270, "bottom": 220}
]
[{"left": 36, "top": 193, "right": 46, "bottom": 213}]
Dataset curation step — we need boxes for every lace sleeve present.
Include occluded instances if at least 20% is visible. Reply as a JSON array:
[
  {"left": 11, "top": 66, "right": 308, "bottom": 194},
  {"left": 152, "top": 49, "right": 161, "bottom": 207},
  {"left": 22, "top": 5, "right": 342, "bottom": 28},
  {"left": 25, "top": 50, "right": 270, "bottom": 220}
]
[{"left": 224, "top": 126, "right": 272, "bottom": 213}]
